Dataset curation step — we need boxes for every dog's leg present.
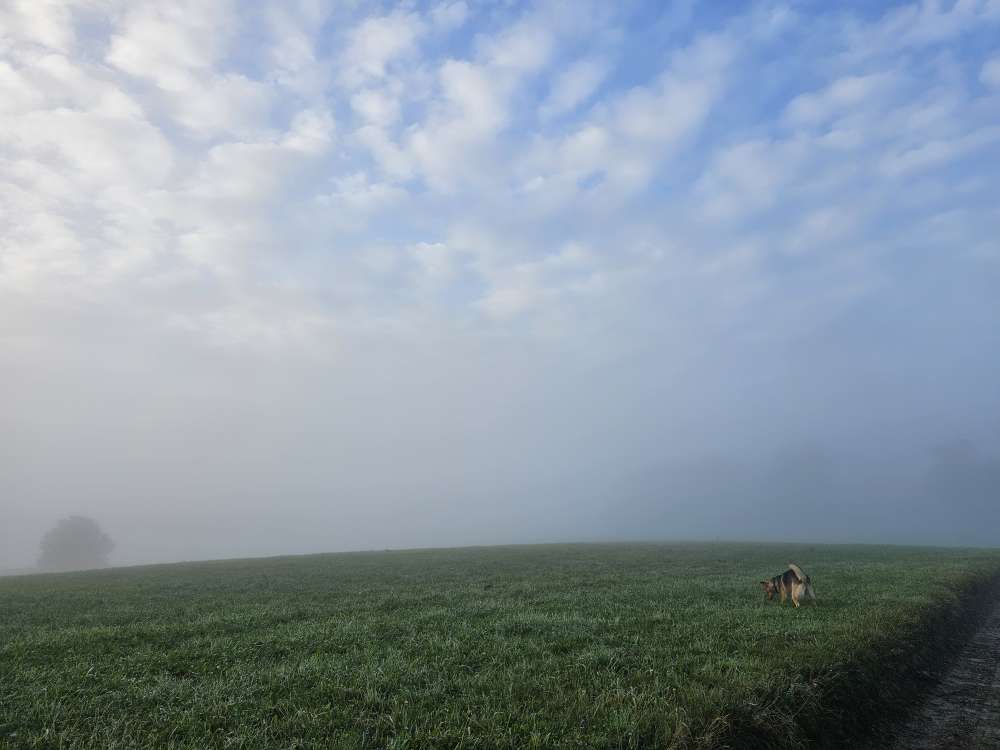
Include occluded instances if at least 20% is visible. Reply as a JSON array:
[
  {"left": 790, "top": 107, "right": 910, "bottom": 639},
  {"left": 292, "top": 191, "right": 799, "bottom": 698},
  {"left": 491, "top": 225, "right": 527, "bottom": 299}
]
[{"left": 792, "top": 585, "right": 800, "bottom": 608}]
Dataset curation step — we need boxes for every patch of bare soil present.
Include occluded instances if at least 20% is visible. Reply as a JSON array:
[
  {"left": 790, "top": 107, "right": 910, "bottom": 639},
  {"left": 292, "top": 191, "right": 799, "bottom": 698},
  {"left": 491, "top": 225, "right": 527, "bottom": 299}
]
[{"left": 888, "top": 594, "right": 1000, "bottom": 749}]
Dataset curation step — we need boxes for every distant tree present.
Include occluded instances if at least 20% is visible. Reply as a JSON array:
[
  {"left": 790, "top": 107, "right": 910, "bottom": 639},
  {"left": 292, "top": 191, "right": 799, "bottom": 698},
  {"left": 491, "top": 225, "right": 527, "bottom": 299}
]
[{"left": 38, "top": 516, "right": 114, "bottom": 572}]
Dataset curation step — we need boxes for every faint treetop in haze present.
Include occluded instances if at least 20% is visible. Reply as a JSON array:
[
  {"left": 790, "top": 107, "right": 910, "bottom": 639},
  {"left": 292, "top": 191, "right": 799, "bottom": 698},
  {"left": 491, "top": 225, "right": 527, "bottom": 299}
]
[{"left": 38, "top": 516, "right": 114, "bottom": 572}]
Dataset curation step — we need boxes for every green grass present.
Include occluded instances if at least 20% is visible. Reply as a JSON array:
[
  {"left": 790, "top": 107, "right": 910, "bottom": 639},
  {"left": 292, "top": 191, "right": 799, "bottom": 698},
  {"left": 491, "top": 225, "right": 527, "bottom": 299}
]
[{"left": 1, "top": 542, "right": 998, "bottom": 749}]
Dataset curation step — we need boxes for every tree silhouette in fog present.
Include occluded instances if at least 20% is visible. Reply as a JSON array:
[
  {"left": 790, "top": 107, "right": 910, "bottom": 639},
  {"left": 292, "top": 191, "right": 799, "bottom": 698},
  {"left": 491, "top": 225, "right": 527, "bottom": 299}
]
[{"left": 38, "top": 516, "right": 114, "bottom": 572}]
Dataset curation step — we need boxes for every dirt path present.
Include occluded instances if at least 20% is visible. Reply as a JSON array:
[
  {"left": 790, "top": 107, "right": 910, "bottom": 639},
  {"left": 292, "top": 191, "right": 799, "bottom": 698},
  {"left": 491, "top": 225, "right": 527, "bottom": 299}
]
[{"left": 889, "top": 594, "right": 1000, "bottom": 749}]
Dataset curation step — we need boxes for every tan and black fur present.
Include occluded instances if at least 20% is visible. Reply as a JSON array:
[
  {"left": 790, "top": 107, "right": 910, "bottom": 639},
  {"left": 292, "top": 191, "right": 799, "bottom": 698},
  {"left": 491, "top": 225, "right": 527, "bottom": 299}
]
[{"left": 760, "top": 562, "right": 816, "bottom": 608}]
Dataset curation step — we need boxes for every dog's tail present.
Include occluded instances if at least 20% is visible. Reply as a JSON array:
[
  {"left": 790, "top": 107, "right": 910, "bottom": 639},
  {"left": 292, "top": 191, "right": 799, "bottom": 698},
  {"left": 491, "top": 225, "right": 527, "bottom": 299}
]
[
  {"left": 788, "top": 562, "right": 817, "bottom": 601},
  {"left": 787, "top": 562, "right": 806, "bottom": 582}
]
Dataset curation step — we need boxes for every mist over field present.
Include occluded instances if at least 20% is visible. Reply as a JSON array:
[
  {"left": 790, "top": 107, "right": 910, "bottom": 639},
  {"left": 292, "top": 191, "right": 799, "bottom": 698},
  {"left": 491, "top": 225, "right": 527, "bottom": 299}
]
[{"left": 2, "top": 0, "right": 999, "bottom": 570}]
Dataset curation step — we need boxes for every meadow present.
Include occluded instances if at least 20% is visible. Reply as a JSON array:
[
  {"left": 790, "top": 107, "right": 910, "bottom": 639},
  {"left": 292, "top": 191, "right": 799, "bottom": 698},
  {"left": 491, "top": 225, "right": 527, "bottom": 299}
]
[{"left": 1, "top": 542, "right": 998, "bottom": 749}]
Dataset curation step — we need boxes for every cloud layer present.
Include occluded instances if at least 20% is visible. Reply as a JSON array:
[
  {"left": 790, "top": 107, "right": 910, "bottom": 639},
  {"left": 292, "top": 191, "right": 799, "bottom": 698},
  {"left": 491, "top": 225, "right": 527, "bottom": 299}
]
[{"left": 2, "top": 0, "right": 999, "bottom": 567}]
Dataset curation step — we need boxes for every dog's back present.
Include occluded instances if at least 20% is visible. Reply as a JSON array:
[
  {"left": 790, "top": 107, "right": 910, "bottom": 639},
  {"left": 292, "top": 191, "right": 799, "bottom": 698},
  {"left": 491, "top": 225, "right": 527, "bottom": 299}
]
[
  {"left": 761, "top": 562, "right": 816, "bottom": 607},
  {"left": 787, "top": 562, "right": 807, "bottom": 583}
]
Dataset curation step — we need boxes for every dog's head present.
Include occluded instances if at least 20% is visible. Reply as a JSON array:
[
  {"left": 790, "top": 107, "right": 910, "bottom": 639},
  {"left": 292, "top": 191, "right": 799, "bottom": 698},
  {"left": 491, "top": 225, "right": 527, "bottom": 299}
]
[{"left": 760, "top": 579, "right": 777, "bottom": 600}]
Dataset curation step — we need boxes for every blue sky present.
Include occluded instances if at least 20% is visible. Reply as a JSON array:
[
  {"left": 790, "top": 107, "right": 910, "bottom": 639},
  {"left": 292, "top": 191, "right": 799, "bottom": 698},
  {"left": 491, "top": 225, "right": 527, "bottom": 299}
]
[{"left": 1, "top": 1, "right": 999, "bottom": 566}]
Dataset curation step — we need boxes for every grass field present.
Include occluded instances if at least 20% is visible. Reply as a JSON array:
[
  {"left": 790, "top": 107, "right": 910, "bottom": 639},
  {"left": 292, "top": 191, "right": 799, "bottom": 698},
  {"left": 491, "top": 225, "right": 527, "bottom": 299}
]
[{"left": 2, "top": 542, "right": 999, "bottom": 749}]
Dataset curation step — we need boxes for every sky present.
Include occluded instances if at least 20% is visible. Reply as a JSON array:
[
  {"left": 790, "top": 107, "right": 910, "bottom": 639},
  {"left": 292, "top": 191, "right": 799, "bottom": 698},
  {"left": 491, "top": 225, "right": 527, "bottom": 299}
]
[{"left": 2, "top": 0, "right": 999, "bottom": 570}]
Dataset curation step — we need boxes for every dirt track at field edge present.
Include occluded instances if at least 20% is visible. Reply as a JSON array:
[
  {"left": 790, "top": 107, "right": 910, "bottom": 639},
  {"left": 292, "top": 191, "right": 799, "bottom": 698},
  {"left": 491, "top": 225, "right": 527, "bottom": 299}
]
[{"left": 886, "top": 592, "right": 1000, "bottom": 749}]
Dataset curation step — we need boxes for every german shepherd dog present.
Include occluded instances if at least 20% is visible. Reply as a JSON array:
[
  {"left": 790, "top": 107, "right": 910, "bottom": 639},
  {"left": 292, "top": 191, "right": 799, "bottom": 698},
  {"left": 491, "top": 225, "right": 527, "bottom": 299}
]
[{"left": 760, "top": 562, "right": 816, "bottom": 608}]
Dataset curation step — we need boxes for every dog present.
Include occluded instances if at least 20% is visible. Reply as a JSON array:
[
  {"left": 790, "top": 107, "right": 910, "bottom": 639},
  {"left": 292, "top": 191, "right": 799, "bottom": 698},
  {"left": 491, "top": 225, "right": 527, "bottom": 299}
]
[{"left": 760, "top": 562, "right": 816, "bottom": 608}]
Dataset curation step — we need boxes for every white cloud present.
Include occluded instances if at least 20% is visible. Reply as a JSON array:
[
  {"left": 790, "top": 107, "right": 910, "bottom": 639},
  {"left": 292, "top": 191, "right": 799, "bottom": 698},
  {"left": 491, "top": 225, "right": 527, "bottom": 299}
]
[
  {"left": 170, "top": 74, "right": 274, "bottom": 139},
  {"left": 477, "top": 284, "right": 540, "bottom": 320},
  {"left": 282, "top": 108, "right": 336, "bottom": 154},
  {"left": 844, "top": 0, "right": 1000, "bottom": 60},
  {"left": 558, "top": 125, "right": 612, "bottom": 174},
  {"left": 355, "top": 124, "right": 414, "bottom": 179},
  {"left": 613, "top": 75, "right": 712, "bottom": 145},
  {"left": 177, "top": 113, "right": 334, "bottom": 218},
  {"left": 784, "top": 72, "right": 898, "bottom": 127},
  {"left": 339, "top": 11, "right": 426, "bottom": 88},
  {"left": 471, "top": 237, "right": 615, "bottom": 323},
  {"left": 410, "top": 242, "right": 462, "bottom": 297},
  {"left": 539, "top": 57, "right": 609, "bottom": 120},
  {"left": 0, "top": 0, "right": 79, "bottom": 53},
  {"left": 351, "top": 87, "right": 401, "bottom": 126},
  {"left": 430, "top": 1, "right": 469, "bottom": 32},
  {"left": 2, "top": 108, "right": 174, "bottom": 188},
  {"left": 314, "top": 172, "right": 406, "bottom": 231},
  {"left": 105, "top": 2, "right": 281, "bottom": 140},
  {"left": 878, "top": 126, "right": 1000, "bottom": 177},
  {"left": 981, "top": 56, "right": 1000, "bottom": 88},
  {"left": 0, "top": 184, "right": 87, "bottom": 290},
  {"left": 351, "top": 6, "right": 607, "bottom": 194},
  {"left": 0, "top": 0, "right": 337, "bottom": 319},
  {"left": 106, "top": 2, "right": 235, "bottom": 91},
  {"left": 608, "top": 33, "right": 732, "bottom": 168},
  {"left": 2, "top": 0, "right": 998, "bottom": 358},
  {"left": 1, "top": 51, "right": 141, "bottom": 118},
  {"left": 481, "top": 18, "right": 554, "bottom": 74},
  {"left": 261, "top": 1, "right": 333, "bottom": 99},
  {"left": 784, "top": 206, "right": 862, "bottom": 256},
  {"left": 405, "top": 59, "right": 510, "bottom": 191},
  {"left": 696, "top": 139, "right": 803, "bottom": 221},
  {"left": 517, "top": 31, "right": 735, "bottom": 207}
]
